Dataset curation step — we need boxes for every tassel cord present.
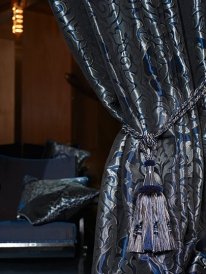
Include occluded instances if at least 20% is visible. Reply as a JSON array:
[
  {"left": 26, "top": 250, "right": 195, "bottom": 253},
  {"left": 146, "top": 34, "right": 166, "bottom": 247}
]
[{"left": 155, "top": 81, "right": 206, "bottom": 138}]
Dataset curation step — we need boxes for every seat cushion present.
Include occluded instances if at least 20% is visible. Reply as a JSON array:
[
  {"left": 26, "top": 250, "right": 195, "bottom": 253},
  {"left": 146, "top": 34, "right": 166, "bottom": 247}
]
[
  {"left": 0, "top": 220, "right": 77, "bottom": 258},
  {"left": 0, "top": 220, "right": 77, "bottom": 245},
  {"left": 0, "top": 155, "right": 76, "bottom": 219}
]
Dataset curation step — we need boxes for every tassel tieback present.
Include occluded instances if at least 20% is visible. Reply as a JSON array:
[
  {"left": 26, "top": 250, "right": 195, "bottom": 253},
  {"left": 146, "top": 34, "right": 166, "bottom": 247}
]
[
  {"left": 124, "top": 131, "right": 175, "bottom": 253},
  {"left": 127, "top": 160, "right": 176, "bottom": 253},
  {"left": 123, "top": 81, "right": 206, "bottom": 254}
]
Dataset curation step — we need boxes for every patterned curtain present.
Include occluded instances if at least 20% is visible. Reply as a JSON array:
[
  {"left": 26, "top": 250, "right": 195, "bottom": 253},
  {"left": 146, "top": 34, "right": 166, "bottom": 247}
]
[{"left": 48, "top": 1, "right": 206, "bottom": 273}]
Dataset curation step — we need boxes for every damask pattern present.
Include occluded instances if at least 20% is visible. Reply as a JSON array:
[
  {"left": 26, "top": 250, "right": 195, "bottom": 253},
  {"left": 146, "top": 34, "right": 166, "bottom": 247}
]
[{"left": 49, "top": 1, "right": 206, "bottom": 273}]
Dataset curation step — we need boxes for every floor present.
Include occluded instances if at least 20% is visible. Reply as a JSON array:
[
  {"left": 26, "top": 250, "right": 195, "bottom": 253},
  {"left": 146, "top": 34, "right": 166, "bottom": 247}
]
[{"left": 0, "top": 257, "right": 92, "bottom": 274}]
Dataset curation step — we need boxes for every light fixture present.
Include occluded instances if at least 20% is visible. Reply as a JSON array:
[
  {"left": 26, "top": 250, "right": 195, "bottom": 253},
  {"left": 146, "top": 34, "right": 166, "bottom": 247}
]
[{"left": 12, "top": 0, "right": 26, "bottom": 36}]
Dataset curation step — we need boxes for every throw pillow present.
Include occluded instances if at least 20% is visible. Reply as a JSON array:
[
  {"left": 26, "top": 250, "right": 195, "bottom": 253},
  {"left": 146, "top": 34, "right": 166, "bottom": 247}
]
[
  {"left": 17, "top": 177, "right": 99, "bottom": 225},
  {"left": 44, "top": 140, "right": 90, "bottom": 171},
  {"left": 0, "top": 155, "right": 76, "bottom": 220}
]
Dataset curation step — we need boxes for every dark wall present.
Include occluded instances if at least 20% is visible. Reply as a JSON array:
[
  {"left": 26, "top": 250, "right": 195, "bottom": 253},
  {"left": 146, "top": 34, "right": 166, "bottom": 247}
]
[{"left": 0, "top": 3, "right": 120, "bottom": 189}]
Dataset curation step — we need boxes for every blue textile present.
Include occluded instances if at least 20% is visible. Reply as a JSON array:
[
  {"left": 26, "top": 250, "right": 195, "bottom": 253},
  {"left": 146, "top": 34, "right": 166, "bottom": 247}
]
[
  {"left": 0, "top": 220, "right": 76, "bottom": 244},
  {"left": 0, "top": 155, "right": 76, "bottom": 219}
]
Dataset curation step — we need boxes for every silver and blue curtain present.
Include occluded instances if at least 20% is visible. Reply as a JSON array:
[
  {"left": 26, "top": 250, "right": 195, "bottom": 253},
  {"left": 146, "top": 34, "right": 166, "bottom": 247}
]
[{"left": 49, "top": 1, "right": 206, "bottom": 273}]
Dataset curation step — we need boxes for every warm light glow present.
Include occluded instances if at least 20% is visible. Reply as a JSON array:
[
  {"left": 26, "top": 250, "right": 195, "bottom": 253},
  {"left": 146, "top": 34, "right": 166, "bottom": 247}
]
[{"left": 12, "top": 2, "right": 24, "bottom": 36}]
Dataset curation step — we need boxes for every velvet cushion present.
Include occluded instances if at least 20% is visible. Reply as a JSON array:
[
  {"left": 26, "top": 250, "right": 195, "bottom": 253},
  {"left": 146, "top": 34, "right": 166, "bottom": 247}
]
[
  {"left": 0, "top": 155, "right": 76, "bottom": 220},
  {"left": 44, "top": 140, "right": 90, "bottom": 171},
  {"left": 17, "top": 178, "right": 99, "bottom": 225},
  {"left": 0, "top": 219, "right": 76, "bottom": 244}
]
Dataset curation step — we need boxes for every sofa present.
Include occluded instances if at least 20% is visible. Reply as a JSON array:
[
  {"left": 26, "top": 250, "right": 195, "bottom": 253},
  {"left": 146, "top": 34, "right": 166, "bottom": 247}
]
[{"left": 0, "top": 142, "right": 98, "bottom": 272}]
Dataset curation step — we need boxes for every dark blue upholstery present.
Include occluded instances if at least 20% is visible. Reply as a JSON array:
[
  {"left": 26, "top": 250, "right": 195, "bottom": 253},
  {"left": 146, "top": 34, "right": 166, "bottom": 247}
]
[
  {"left": 0, "top": 220, "right": 77, "bottom": 258},
  {"left": 0, "top": 155, "right": 76, "bottom": 219},
  {"left": 0, "top": 144, "right": 86, "bottom": 260},
  {"left": 0, "top": 220, "right": 76, "bottom": 244}
]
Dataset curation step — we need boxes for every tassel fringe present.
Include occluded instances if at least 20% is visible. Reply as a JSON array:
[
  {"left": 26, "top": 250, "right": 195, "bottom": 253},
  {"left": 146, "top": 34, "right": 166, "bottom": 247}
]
[
  {"left": 128, "top": 164, "right": 175, "bottom": 253},
  {"left": 128, "top": 192, "right": 176, "bottom": 253}
]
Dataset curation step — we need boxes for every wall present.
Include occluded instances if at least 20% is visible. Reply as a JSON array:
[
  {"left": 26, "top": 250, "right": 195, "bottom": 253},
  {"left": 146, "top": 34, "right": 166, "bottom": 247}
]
[
  {"left": 0, "top": 6, "right": 120, "bottom": 188},
  {"left": 70, "top": 62, "right": 121, "bottom": 186},
  {"left": 0, "top": 38, "right": 15, "bottom": 144},
  {"left": 21, "top": 10, "right": 72, "bottom": 144},
  {"left": 20, "top": 10, "right": 121, "bottom": 185}
]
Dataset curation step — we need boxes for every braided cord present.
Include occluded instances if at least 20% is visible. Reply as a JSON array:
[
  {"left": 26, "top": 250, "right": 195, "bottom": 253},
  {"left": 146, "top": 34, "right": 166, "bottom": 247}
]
[
  {"left": 154, "top": 81, "right": 206, "bottom": 138},
  {"left": 122, "top": 81, "right": 206, "bottom": 149}
]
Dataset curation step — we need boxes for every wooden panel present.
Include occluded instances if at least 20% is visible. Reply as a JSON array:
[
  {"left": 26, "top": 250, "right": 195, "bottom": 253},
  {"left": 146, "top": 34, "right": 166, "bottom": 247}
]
[
  {"left": 21, "top": 11, "right": 72, "bottom": 144},
  {"left": 71, "top": 62, "right": 121, "bottom": 187},
  {"left": 0, "top": 39, "right": 15, "bottom": 144}
]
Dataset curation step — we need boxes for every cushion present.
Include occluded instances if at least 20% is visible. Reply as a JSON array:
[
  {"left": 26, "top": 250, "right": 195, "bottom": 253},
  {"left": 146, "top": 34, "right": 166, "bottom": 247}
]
[
  {"left": 17, "top": 176, "right": 90, "bottom": 211},
  {"left": 23, "top": 174, "right": 89, "bottom": 187},
  {"left": 0, "top": 220, "right": 76, "bottom": 244},
  {"left": 44, "top": 140, "right": 90, "bottom": 171},
  {"left": 17, "top": 178, "right": 99, "bottom": 225},
  {"left": 0, "top": 155, "right": 76, "bottom": 220}
]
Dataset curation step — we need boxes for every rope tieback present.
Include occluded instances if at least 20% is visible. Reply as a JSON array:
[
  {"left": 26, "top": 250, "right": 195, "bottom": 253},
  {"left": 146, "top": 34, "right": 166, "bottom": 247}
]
[{"left": 122, "top": 81, "right": 206, "bottom": 253}]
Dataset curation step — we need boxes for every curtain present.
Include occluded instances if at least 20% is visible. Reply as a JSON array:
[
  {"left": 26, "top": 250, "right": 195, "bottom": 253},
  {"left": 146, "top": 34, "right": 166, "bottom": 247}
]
[{"left": 48, "top": 1, "right": 206, "bottom": 273}]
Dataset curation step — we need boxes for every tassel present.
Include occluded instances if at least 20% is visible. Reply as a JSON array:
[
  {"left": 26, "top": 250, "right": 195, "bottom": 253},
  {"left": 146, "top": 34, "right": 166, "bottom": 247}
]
[{"left": 128, "top": 160, "right": 176, "bottom": 253}]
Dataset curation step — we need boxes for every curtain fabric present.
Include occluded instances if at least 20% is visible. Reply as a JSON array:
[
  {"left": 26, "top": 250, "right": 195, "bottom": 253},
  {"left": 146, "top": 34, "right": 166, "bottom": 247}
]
[{"left": 49, "top": 1, "right": 206, "bottom": 273}]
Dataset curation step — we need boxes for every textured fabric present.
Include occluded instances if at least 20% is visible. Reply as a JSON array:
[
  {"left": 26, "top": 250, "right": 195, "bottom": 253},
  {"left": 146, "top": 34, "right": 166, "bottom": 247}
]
[
  {"left": 0, "top": 220, "right": 76, "bottom": 243},
  {"left": 44, "top": 140, "right": 91, "bottom": 173},
  {"left": 49, "top": 0, "right": 206, "bottom": 273},
  {"left": 17, "top": 176, "right": 89, "bottom": 211},
  {"left": 0, "top": 155, "right": 76, "bottom": 220},
  {"left": 17, "top": 178, "right": 99, "bottom": 225}
]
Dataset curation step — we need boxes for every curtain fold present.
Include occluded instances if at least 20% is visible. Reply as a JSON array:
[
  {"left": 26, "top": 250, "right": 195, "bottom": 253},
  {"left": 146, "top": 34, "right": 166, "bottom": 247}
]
[{"left": 49, "top": 1, "right": 206, "bottom": 273}]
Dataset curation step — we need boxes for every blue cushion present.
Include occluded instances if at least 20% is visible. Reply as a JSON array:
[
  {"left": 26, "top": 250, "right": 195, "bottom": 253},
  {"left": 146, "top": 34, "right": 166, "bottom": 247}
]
[
  {"left": 0, "top": 155, "right": 76, "bottom": 220},
  {"left": 0, "top": 220, "right": 76, "bottom": 244}
]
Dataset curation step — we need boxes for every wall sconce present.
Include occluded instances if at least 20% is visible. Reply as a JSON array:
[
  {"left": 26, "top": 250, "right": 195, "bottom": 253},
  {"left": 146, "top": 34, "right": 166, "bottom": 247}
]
[{"left": 12, "top": 0, "right": 26, "bottom": 36}]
